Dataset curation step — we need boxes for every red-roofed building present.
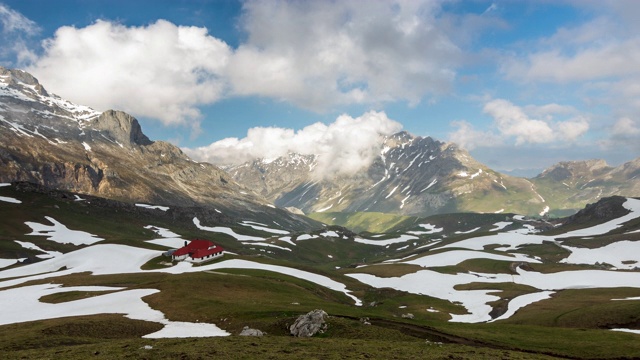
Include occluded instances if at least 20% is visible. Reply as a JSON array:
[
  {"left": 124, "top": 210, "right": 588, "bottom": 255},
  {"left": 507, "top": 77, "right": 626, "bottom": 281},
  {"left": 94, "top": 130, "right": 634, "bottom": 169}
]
[{"left": 172, "top": 239, "right": 224, "bottom": 263}]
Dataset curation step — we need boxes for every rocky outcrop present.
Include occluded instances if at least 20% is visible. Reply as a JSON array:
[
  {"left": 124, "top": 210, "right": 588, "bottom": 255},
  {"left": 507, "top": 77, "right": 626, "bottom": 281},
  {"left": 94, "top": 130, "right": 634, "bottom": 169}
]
[
  {"left": 289, "top": 309, "right": 328, "bottom": 337},
  {"left": 564, "top": 196, "right": 630, "bottom": 227},
  {"left": 90, "top": 110, "right": 152, "bottom": 146},
  {"left": 239, "top": 326, "right": 265, "bottom": 336}
]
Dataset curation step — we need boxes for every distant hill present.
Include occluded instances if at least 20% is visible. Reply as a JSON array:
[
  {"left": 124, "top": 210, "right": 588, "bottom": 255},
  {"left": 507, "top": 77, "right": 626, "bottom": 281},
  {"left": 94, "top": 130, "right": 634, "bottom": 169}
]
[{"left": 531, "top": 158, "right": 640, "bottom": 216}]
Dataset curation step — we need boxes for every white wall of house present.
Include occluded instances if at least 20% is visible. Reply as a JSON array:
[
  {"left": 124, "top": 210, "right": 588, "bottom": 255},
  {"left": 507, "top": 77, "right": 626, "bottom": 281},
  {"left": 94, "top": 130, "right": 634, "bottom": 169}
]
[{"left": 186, "top": 251, "right": 224, "bottom": 263}]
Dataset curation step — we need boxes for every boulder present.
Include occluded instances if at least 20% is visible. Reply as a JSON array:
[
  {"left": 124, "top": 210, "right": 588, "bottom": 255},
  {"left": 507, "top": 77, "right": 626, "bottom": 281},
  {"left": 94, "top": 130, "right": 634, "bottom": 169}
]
[
  {"left": 289, "top": 309, "right": 328, "bottom": 337},
  {"left": 239, "top": 326, "right": 264, "bottom": 337}
]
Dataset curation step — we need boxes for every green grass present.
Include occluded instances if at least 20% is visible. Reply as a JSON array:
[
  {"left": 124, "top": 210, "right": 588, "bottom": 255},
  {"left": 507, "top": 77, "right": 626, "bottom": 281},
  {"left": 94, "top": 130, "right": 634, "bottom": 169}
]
[
  {"left": 308, "top": 211, "right": 419, "bottom": 233},
  {"left": 39, "top": 290, "right": 118, "bottom": 304},
  {"left": 0, "top": 328, "right": 563, "bottom": 360},
  {"left": 436, "top": 321, "right": 640, "bottom": 359}
]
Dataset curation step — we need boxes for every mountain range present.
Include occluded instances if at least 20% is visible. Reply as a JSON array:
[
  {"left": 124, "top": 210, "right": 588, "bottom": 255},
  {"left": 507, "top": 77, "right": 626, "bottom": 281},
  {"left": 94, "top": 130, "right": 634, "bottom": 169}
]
[
  {"left": 226, "top": 134, "right": 640, "bottom": 218},
  {"left": 0, "top": 66, "right": 318, "bottom": 230},
  {"left": 1, "top": 66, "right": 639, "bottom": 222}
]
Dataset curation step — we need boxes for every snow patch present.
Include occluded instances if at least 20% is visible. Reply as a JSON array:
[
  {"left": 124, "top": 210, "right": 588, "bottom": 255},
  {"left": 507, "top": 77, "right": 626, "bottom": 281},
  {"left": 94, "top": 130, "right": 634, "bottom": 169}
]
[
  {"left": 355, "top": 234, "right": 418, "bottom": 246},
  {"left": 193, "top": 217, "right": 264, "bottom": 241},
  {"left": 25, "top": 216, "right": 104, "bottom": 245},
  {"left": 136, "top": 203, "right": 170, "bottom": 211},
  {"left": 0, "top": 196, "right": 21, "bottom": 204}
]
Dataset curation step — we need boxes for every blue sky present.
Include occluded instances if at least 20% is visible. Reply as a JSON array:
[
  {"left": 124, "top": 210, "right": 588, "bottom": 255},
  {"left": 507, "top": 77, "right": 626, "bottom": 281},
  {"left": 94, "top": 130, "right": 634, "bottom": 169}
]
[{"left": 1, "top": 0, "right": 639, "bottom": 176}]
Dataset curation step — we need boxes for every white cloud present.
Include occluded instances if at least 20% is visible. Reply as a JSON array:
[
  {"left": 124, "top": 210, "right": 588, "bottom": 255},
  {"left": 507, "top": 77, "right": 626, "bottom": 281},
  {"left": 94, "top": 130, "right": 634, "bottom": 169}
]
[
  {"left": 612, "top": 117, "right": 640, "bottom": 137},
  {"left": 0, "top": 4, "right": 39, "bottom": 35},
  {"left": 448, "top": 120, "right": 501, "bottom": 150},
  {"left": 449, "top": 99, "right": 589, "bottom": 149},
  {"left": 484, "top": 99, "right": 555, "bottom": 144},
  {"left": 26, "top": 20, "right": 231, "bottom": 128},
  {"left": 183, "top": 111, "right": 402, "bottom": 179},
  {"left": 227, "top": 0, "right": 460, "bottom": 110}
]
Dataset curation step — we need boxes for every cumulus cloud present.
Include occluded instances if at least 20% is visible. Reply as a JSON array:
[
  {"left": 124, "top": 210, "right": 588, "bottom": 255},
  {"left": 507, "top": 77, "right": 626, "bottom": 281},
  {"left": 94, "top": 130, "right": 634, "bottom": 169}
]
[
  {"left": 227, "top": 0, "right": 460, "bottom": 110},
  {"left": 26, "top": 20, "right": 231, "bottom": 129},
  {"left": 484, "top": 99, "right": 555, "bottom": 144},
  {"left": 449, "top": 99, "right": 589, "bottom": 149},
  {"left": 485, "top": 99, "right": 589, "bottom": 144},
  {"left": 183, "top": 111, "right": 402, "bottom": 178}
]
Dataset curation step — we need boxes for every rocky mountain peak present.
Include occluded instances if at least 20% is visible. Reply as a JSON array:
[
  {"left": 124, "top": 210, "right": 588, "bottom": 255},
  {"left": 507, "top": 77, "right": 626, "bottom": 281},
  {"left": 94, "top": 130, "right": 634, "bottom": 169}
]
[
  {"left": 0, "top": 67, "right": 49, "bottom": 99},
  {"left": 90, "top": 110, "right": 152, "bottom": 146},
  {"left": 383, "top": 131, "right": 416, "bottom": 148}
]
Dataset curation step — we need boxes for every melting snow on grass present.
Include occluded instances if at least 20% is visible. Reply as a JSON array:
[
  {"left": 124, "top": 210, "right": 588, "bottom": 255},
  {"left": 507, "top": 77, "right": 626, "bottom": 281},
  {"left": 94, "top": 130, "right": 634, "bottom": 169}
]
[
  {"left": 144, "top": 225, "right": 189, "bottom": 248},
  {"left": 25, "top": 216, "right": 104, "bottom": 245},
  {"left": 348, "top": 266, "right": 640, "bottom": 323},
  {"left": 15, "top": 240, "right": 63, "bottom": 259},
  {"left": 193, "top": 217, "right": 264, "bottom": 241},
  {"left": 347, "top": 200, "right": 640, "bottom": 323},
  {"left": 490, "top": 222, "right": 512, "bottom": 231},
  {"left": 354, "top": 234, "right": 418, "bottom": 246},
  {"left": 0, "top": 284, "right": 229, "bottom": 338},
  {"left": 239, "top": 221, "right": 289, "bottom": 235},
  {"left": 243, "top": 242, "right": 292, "bottom": 251},
  {"left": 561, "top": 241, "right": 640, "bottom": 270},
  {"left": 0, "top": 241, "right": 363, "bottom": 336},
  {"left": 408, "top": 223, "right": 443, "bottom": 235},
  {"left": 296, "top": 234, "right": 319, "bottom": 241},
  {"left": 0, "top": 184, "right": 21, "bottom": 203},
  {"left": 403, "top": 250, "right": 540, "bottom": 268},
  {"left": 0, "top": 195, "right": 21, "bottom": 204},
  {"left": 488, "top": 291, "right": 555, "bottom": 322},
  {"left": 454, "top": 227, "right": 481, "bottom": 235},
  {"left": 157, "top": 259, "right": 361, "bottom": 306},
  {"left": 136, "top": 203, "right": 170, "bottom": 211}
]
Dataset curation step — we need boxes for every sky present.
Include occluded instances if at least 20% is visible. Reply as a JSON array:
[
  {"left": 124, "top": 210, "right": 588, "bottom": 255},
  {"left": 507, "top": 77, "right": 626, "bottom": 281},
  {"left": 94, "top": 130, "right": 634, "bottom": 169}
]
[{"left": 1, "top": 0, "right": 639, "bottom": 177}]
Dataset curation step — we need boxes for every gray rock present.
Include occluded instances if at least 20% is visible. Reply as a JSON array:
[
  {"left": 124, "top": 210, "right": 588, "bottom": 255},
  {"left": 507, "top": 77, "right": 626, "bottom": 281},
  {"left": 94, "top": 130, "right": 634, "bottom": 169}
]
[
  {"left": 239, "top": 326, "right": 264, "bottom": 336},
  {"left": 90, "top": 110, "right": 152, "bottom": 146},
  {"left": 289, "top": 309, "right": 328, "bottom": 337}
]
